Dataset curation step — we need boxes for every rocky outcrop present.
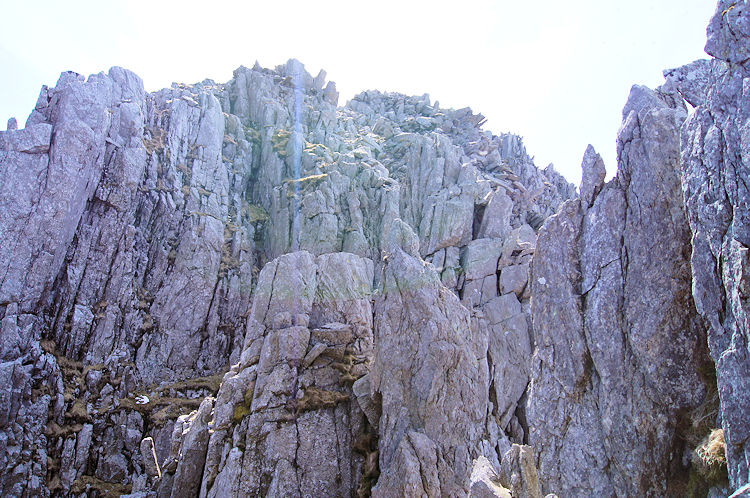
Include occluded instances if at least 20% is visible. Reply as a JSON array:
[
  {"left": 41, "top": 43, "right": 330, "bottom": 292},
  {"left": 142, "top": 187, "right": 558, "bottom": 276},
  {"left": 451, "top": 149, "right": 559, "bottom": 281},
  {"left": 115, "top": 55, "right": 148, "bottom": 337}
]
[
  {"left": 165, "top": 251, "right": 376, "bottom": 498},
  {"left": 526, "top": 84, "right": 710, "bottom": 496},
  {"left": 370, "top": 245, "right": 486, "bottom": 496},
  {"left": 5, "top": 1, "right": 750, "bottom": 495},
  {"left": 0, "top": 52, "right": 572, "bottom": 496},
  {"left": 680, "top": 0, "right": 750, "bottom": 490}
]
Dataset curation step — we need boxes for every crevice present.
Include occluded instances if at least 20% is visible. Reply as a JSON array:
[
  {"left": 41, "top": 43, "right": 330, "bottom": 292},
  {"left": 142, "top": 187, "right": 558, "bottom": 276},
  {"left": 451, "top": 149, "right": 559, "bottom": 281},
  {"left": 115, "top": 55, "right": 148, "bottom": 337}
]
[
  {"left": 263, "top": 261, "right": 280, "bottom": 327},
  {"left": 515, "top": 386, "right": 530, "bottom": 446},
  {"left": 472, "top": 202, "right": 486, "bottom": 240},
  {"left": 581, "top": 258, "right": 621, "bottom": 297}
]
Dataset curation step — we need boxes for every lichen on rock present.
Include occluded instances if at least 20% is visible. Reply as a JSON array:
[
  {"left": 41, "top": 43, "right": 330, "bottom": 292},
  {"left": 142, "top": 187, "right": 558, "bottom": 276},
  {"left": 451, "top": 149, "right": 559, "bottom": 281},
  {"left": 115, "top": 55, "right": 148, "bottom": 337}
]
[{"left": 4, "top": 3, "right": 750, "bottom": 495}]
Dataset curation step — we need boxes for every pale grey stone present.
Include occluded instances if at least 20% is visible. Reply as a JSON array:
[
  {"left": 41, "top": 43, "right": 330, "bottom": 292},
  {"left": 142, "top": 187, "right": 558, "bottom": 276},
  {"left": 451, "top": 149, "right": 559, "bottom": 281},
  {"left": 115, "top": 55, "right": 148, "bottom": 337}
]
[
  {"left": 498, "top": 264, "right": 528, "bottom": 297},
  {"left": 0, "top": 123, "right": 51, "bottom": 153},
  {"left": 527, "top": 83, "right": 707, "bottom": 496},
  {"left": 731, "top": 483, "right": 750, "bottom": 498},
  {"left": 170, "top": 398, "right": 214, "bottom": 498},
  {"left": 681, "top": 6, "right": 750, "bottom": 488},
  {"left": 59, "top": 437, "right": 76, "bottom": 489},
  {"left": 479, "top": 190, "right": 513, "bottom": 240},
  {"left": 74, "top": 423, "right": 93, "bottom": 476},
  {"left": 371, "top": 250, "right": 487, "bottom": 496},
  {"left": 705, "top": 0, "right": 750, "bottom": 65},
  {"left": 498, "top": 444, "right": 543, "bottom": 498},
  {"left": 0, "top": 52, "right": 579, "bottom": 497},
  {"left": 461, "top": 238, "right": 503, "bottom": 281},
  {"left": 485, "top": 293, "right": 522, "bottom": 325},
  {"left": 469, "top": 456, "right": 512, "bottom": 498},
  {"left": 140, "top": 437, "right": 161, "bottom": 478},
  {"left": 663, "top": 59, "right": 728, "bottom": 107},
  {"left": 579, "top": 145, "right": 606, "bottom": 209}
]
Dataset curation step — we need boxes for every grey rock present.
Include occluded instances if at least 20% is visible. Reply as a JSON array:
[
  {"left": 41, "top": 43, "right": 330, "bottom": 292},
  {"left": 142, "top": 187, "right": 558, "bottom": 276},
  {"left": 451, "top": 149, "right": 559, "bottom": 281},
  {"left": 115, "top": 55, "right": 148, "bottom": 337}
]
[
  {"left": 526, "top": 83, "right": 708, "bottom": 496},
  {"left": 498, "top": 444, "right": 543, "bottom": 498},
  {"left": 96, "top": 451, "right": 128, "bottom": 483},
  {"left": 469, "top": 456, "right": 512, "bottom": 498},
  {"left": 705, "top": 0, "right": 750, "bottom": 65},
  {"left": 170, "top": 398, "right": 214, "bottom": 498},
  {"left": 74, "top": 423, "right": 93, "bottom": 476},
  {"left": 485, "top": 293, "right": 522, "bottom": 325},
  {"left": 479, "top": 191, "right": 513, "bottom": 240},
  {"left": 371, "top": 249, "right": 487, "bottom": 496},
  {"left": 196, "top": 251, "right": 374, "bottom": 497},
  {"left": 663, "top": 59, "right": 728, "bottom": 107},
  {"left": 682, "top": 3, "right": 750, "bottom": 489},
  {"left": 59, "top": 438, "right": 76, "bottom": 489},
  {"left": 205, "top": 446, "right": 242, "bottom": 497},
  {"left": 385, "top": 218, "right": 421, "bottom": 258},
  {"left": 0, "top": 123, "right": 51, "bottom": 153},
  {"left": 140, "top": 437, "right": 161, "bottom": 478},
  {"left": 0, "top": 52, "right": 576, "bottom": 496},
  {"left": 498, "top": 264, "right": 529, "bottom": 298},
  {"left": 621, "top": 84, "right": 669, "bottom": 120},
  {"left": 578, "top": 145, "right": 605, "bottom": 209},
  {"left": 731, "top": 483, "right": 750, "bottom": 497},
  {"left": 352, "top": 374, "right": 379, "bottom": 430},
  {"left": 461, "top": 238, "right": 503, "bottom": 281}
]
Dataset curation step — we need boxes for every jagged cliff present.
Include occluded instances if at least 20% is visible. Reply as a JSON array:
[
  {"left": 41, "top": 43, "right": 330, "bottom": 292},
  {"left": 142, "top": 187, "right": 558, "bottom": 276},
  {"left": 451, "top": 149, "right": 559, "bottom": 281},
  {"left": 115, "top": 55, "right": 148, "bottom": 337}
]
[{"left": 0, "top": 1, "right": 748, "bottom": 497}]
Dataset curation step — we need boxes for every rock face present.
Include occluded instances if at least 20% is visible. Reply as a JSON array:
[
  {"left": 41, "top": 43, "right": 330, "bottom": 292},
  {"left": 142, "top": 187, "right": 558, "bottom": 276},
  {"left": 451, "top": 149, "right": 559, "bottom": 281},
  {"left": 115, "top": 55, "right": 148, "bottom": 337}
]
[
  {"left": 180, "top": 251, "right": 375, "bottom": 498},
  {"left": 526, "top": 83, "right": 710, "bottom": 496},
  {"left": 680, "top": 0, "right": 750, "bottom": 489},
  {"left": 0, "top": 54, "right": 571, "bottom": 496},
  {"left": 371, "top": 247, "right": 486, "bottom": 496},
  {"left": 2, "top": 2, "right": 750, "bottom": 496}
]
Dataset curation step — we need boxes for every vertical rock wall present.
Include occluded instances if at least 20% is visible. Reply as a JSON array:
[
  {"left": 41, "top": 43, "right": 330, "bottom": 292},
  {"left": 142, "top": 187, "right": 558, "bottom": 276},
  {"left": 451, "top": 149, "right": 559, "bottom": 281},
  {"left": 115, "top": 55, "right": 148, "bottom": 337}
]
[
  {"left": 526, "top": 84, "right": 710, "bottom": 496},
  {"left": 0, "top": 57, "right": 572, "bottom": 496},
  {"left": 6, "top": 3, "right": 750, "bottom": 494},
  {"left": 681, "top": 0, "right": 750, "bottom": 489}
]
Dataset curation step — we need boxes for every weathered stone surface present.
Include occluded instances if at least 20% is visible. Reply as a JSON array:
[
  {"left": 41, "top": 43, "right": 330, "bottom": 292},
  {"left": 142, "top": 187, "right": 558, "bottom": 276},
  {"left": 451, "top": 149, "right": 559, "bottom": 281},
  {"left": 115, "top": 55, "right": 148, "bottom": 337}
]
[
  {"left": 479, "top": 190, "right": 513, "bottom": 240},
  {"left": 578, "top": 144, "right": 605, "bottom": 208},
  {"left": 705, "top": 0, "right": 750, "bottom": 66},
  {"left": 469, "top": 456, "right": 512, "bottom": 498},
  {"left": 11, "top": 8, "right": 750, "bottom": 495},
  {"left": 731, "top": 483, "right": 750, "bottom": 497},
  {"left": 527, "top": 85, "right": 709, "bottom": 496},
  {"left": 7, "top": 18, "right": 750, "bottom": 494},
  {"left": 663, "top": 58, "right": 728, "bottom": 107},
  {"left": 169, "top": 398, "right": 213, "bottom": 498},
  {"left": 140, "top": 437, "right": 161, "bottom": 479},
  {"left": 498, "top": 444, "right": 543, "bottom": 498},
  {"left": 371, "top": 248, "right": 488, "bottom": 496},
  {"left": 0, "top": 122, "right": 51, "bottom": 153},
  {"left": 186, "top": 251, "right": 375, "bottom": 497},
  {"left": 462, "top": 238, "right": 503, "bottom": 281},
  {"left": 0, "top": 46, "right": 575, "bottom": 497},
  {"left": 498, "top": 264, "right": 528, "bottom": 298},
  {"left": 681, "top": 3, "right": 750, "bottom": 492},
  {"left": 13, "top": 38, "right": 750, "bottom": 497}
]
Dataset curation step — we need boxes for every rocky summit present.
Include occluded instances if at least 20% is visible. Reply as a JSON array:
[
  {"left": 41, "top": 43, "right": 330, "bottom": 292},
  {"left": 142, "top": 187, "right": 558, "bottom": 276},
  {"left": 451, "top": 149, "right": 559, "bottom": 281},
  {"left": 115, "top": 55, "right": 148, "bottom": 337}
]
[{"left": 1, "top": 2, "right": 750, "bottom": 497}]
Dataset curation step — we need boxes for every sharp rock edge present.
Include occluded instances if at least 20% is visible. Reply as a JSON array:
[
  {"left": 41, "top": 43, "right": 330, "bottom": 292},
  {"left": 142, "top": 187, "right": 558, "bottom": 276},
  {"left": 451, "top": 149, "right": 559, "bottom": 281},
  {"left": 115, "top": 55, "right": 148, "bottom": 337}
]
[{"left": 0, "top": 2, "right": 748, "bottom": 496}]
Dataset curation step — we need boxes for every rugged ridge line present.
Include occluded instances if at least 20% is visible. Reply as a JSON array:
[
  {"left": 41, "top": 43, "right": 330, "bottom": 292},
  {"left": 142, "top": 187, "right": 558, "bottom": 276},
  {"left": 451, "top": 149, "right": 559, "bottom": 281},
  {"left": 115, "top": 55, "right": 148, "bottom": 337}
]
[
  {"left": 1, "top": 1, "right": 750, "bottom": 496},
  {"left": 0, "top": 55, "right": 571, "bottom": 497}
]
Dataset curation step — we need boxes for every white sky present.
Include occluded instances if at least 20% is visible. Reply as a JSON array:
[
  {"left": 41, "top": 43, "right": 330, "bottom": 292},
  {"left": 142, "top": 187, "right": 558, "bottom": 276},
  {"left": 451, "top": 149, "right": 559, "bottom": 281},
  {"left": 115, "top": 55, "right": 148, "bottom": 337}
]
[{"left": 1, "top": 0, "right": 717, "bottom": 185}]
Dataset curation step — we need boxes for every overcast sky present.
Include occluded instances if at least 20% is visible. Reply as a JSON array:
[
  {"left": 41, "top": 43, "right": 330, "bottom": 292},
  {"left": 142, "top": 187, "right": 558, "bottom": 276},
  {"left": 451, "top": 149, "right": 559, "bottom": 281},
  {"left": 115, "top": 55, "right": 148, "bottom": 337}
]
[{"left": 1, "top": 0, "right": 717, "bottom": 185}]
